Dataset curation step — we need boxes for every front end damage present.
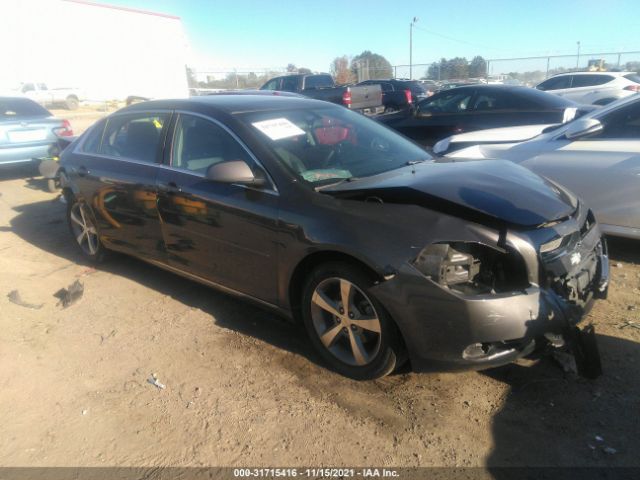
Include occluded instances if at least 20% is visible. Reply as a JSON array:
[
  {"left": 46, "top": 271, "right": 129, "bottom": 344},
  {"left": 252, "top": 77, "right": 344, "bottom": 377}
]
[{"left": 370, "top": 203, "right": 609, "bottom": 377}]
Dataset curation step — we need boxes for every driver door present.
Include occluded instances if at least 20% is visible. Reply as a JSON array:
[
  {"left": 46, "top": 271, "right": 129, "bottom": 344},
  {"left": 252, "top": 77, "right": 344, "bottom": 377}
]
[{"left": 156, "top": 113, "right": 280, "bottom": 304}]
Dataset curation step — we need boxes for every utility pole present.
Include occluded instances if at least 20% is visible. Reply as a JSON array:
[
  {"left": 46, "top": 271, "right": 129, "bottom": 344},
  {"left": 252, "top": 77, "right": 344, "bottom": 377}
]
[
  {"left": 576, "top": 41, "right": 581, "bottom": 69},
  {"left": 410, "top": 17, "right": 418, "bottom": 79}
]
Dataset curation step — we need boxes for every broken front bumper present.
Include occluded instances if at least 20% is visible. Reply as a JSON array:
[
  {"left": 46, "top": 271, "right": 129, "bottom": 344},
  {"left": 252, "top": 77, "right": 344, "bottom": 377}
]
[{"left": 370, "top": 234, "right": 609, "bottom": 373}]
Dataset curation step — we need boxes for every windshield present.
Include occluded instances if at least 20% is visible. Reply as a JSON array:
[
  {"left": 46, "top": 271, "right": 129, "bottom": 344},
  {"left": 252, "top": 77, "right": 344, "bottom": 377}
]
[{"left": 239, "top": 106, "right": 430, "bottom": 186}]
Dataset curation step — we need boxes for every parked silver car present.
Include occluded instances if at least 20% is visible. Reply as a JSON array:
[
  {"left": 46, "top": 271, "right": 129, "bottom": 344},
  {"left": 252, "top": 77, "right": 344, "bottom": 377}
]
[
  {"left": 0, "top": 97, "right": 73, "bottom": 168},
  {"left": 435, "top": 95, "right": 640, "bottom": 239}
]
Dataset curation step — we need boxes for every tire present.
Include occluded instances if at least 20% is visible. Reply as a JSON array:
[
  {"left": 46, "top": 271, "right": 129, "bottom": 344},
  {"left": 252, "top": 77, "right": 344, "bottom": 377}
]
[
  {"left": 301, "top": 262, "right": 405, "bottom": 380},
  {"left": 67, "top": 199, "right": 106, "bottom": 263},
  {"left": 65, "top": 96, "right": 79, "bottom": 110},
  {"left": 46, "top": 178, "right": 57, "bottom": 193}
]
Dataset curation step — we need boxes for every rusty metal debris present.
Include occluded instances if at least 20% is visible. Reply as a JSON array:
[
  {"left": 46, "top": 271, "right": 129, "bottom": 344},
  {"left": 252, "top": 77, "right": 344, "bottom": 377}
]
[
  {"left": 618, "top": 320, "right": 640, "bottom": 330},
  {"left": 54, "top": 280, "right": 84, "bottom": 308},
  {"left": 7, "top": 290, "right": 43, "bottom": 310}
]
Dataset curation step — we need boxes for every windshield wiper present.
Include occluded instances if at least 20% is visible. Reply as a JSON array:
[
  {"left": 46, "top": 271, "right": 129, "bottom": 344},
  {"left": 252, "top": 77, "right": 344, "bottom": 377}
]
[
  {"left": 406, "top": 158, "right": 430, "bottom": 165},
  {"left": 314, "top": 177, "right": 359, "bottom": 191}
]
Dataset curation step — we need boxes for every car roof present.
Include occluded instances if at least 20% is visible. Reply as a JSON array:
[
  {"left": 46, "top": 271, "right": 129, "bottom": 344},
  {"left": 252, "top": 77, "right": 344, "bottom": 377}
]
[
  {"left": 551, "top": 71, "right": 633, "bottom": 77},
  {"left": 120, "top": 94, "right": 331, "bottom": 115}
]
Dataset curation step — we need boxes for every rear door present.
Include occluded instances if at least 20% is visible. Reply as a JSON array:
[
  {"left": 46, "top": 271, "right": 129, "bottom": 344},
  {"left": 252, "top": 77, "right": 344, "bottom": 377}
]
[
  {"left": 523, "top": 101, "right": 640, "bottom": 230},
  {"left": 467, "top": 89, "right": 559, "bottom": 129},
  {"left": 156, "top": 112, "right": 280, "bottom": 304},
  {"left": 393, "top": 88, "right": 475, "bottom": 145},
  {"left": 563, "top": 75, "right": 616, "bottom": 103},
  {"left": 70, "top": 111, "right": 170, "bottom": 260}
]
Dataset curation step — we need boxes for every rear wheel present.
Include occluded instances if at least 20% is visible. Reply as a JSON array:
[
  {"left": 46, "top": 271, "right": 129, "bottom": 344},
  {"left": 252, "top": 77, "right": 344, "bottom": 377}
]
[
  {"left": 65, "top": 96, "right": 79, "bottom": 110},
  {"left": 67, "top": 199, "right": 106, "bottom": 262},
  {"left": 302, "top": 262, "right": 404, "bottom": 380}
]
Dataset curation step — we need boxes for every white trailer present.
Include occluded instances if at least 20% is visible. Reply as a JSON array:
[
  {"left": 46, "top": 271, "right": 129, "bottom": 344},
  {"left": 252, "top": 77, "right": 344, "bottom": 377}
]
[{"left": 1, "top": 0, "right": 190, "bottom": 101}]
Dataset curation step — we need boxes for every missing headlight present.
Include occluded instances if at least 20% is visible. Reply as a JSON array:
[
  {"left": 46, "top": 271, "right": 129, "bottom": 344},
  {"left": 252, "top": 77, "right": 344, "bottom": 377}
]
[{"left": 414, "top": 242, "right": 529, "bottom": 295}]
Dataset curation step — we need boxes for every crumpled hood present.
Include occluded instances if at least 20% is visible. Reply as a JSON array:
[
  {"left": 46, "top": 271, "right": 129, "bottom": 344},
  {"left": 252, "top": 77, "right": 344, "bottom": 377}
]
[{"left": 322, "top": 160, "right": 577, "bottom": 228}]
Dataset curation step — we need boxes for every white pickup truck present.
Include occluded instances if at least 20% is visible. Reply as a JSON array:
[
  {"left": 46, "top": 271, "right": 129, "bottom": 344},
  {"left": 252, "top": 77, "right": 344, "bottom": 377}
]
[{"left": 19, "top": 82, "right": 83, "bottom": 110}]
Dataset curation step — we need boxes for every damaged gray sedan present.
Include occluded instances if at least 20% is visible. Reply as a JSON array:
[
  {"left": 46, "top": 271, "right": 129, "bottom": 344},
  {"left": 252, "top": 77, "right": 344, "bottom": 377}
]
[{"left": 59, "top": 95, "right": 609, "bottom": 379}]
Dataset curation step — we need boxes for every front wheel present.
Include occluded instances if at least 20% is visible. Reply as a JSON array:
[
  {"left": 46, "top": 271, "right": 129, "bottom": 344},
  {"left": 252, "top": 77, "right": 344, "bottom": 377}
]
[
  {"left": 67, "top": 199, "right": 106, "bottom": 262},
  {"left": 302, "top": 262, "right": 405, "bottom": 380}
]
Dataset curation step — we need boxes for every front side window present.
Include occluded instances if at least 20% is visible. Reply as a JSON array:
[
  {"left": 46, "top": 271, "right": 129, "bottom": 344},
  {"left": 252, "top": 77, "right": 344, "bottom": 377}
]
[
  {"left": 240, "top": 106, "right": 430, "bottom": 187},
  {"left": 262, "top": 78, "right": 280, "bottom": 91},
  {"left": 596, "top": 102, "right": 640, "bottom": 139},
  {"left": 100, "top": 113, "right": 168, "bottom": 163},
  {"left": 419, "top": 90, "right": 473, "bottom": 114},
  {"left": 171, "top": 114, "right": 254, "bottom": 174}
]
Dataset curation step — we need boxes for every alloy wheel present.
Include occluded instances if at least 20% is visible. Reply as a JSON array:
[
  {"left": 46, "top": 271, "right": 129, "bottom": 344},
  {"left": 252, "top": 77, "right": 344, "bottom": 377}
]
[
  {"left": 310, "top": 277, "right": 382, "bottom": 367},
  {"left": 69, "top": 202, "right": 99, "bottom": 256}
]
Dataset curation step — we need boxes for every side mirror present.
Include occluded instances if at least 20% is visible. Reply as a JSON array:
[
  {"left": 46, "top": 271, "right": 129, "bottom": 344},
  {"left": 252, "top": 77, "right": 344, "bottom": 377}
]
[
  {"left": 415, "top": 107, "right": 432, "bottom": 118},
  {"left": 206, "top": 160, "right": 267, "bottom": 187},
  {"left": 564, "top": 118, "right": 603, "bottom": 140}
]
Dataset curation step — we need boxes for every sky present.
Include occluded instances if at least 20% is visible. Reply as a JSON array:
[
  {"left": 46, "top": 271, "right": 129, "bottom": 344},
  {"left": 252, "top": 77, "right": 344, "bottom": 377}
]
[{"left": 103, "top": 0, "right": 640, "bottom": 76}]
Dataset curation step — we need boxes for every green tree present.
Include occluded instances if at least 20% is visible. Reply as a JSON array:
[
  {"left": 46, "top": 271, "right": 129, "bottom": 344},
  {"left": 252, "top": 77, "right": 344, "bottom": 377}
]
[
  {"left": 350, "top": 51, "right": 393, "bottom": 81},
  {"left": 468, "top": 56, "right": 486, "bottom": 78}
]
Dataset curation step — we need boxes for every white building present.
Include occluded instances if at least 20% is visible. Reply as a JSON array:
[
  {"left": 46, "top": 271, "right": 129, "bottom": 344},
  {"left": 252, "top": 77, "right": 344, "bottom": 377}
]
[{"left": 1, "top": 0, "right": 190, "bottom": 101}]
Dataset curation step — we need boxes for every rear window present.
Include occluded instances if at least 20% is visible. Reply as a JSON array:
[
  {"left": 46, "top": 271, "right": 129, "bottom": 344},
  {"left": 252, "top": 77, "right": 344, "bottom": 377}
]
[
  {"left": 624, "top": 73, "right": 640, "bottom": 84},
  {"left": 304, "top": 75, "right": 334, "bottom": 89},
  {"left": 0, "top": 98, "right": 51, "bottom": 119},
  {"left": 406, "top": 81, "right": 426, "bottom": 94}
]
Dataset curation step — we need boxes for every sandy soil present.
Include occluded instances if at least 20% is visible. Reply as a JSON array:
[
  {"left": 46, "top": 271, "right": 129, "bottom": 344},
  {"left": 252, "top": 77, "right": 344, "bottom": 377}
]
[{"left": 0, "top": 169, "right": 639, "bottom": 469}]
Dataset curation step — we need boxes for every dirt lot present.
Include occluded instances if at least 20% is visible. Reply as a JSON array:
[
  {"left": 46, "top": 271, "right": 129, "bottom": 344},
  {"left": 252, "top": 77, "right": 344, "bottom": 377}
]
[{"left": 0, "top": 134, "right": 639, "bottom": 469}]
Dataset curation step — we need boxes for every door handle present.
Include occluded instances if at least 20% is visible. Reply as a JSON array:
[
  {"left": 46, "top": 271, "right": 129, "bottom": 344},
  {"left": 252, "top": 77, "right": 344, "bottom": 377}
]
[
  {"left": 157, "top": 181, "right": 181, "bottom": 193},
  {"left": 77, "top": 166, "right": 89, "bottom": 177}
]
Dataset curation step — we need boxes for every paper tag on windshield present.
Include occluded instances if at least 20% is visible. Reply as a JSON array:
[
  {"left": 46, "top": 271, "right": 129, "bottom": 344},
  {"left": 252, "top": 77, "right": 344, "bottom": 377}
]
[{"left": 252, "top": 118, "right": 305, "bottom": 141}]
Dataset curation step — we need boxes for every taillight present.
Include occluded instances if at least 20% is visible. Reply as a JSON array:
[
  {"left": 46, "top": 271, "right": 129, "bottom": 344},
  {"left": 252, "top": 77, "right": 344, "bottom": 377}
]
[
  {"left": 54, "top": 119, "right": 74, "bottom": 137},
  {"left": 624, "top": 85, "right": 640, "bottom": 92},
  {"left": 404, "top": 89, "right": 413, "bottom": 104},
  {"left": 342, "top": 90, "right": 352, "bottom": 107}
]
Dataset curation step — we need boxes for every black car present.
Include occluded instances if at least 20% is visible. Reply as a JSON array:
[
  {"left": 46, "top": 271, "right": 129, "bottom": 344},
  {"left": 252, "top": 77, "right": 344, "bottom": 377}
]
[
  {"left": 357, "top": 79, "right": 429, "bottom": 112},
  {"left": 59, "top": 95, "right": 608, "bottom": 379},
  {"left": 376, "top": 84, "right": 595, "bottom": 146}
]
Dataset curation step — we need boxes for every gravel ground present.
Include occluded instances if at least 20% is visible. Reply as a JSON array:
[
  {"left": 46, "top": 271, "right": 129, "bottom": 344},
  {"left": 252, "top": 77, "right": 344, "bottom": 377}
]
[{"left": 0, "top": 149, "right": 638, "bottom": 470}]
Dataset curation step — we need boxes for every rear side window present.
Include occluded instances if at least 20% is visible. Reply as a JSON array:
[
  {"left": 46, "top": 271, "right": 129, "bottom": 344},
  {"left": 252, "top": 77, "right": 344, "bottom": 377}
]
[
  {"left": 0, "top": 98, "right": 50, "bottom": 118},
  {"left": 537, "top": 76, "right": 572, "bottom": 91},
  {"left": 379, "top": 82, "right": 394, "bottom": 92},
  {"left": 171, "top": 114, "right": 254, "bottom": 174},
  {"left": 624, "top": 73, "right": 640, "bottom": 84},
  {"left": 419, "top": 90, "right": 473, "bottom": 114},
  {"left": 100, "top": 113, "right": 168, "bottom": 163},
  {"left": 571, "top": 75, "right": 614, "bottom": 88},
  {"left": 471, "top": 91, "right": 536, "bottom": 110},
  {"left": 304, "top": 75, "right": 334, "bottom": 89},
  {"left": 80, "top": 121, "right": 106, "bottom": 154},
  {"left": 281, "top": 76, "right": 299, "bottom": 92}
]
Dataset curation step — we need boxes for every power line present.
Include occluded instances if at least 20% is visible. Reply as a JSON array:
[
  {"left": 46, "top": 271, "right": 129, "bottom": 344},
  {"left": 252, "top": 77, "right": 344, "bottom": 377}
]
[{"left": 411, "top": 24, "right": 503, "bottom": 51}]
